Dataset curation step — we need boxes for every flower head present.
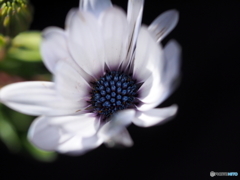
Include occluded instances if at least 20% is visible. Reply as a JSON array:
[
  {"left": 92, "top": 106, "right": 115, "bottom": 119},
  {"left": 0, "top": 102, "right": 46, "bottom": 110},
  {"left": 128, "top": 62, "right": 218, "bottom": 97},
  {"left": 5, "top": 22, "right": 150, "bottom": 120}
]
[{"left": 0, "top": 0, "right": 181, "bottom": 155}]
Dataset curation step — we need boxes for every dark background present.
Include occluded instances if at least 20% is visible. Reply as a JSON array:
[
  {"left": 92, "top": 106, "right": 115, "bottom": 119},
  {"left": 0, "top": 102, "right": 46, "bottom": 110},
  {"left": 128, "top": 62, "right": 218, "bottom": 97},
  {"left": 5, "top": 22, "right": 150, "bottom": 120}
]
[{"left": 1, "top": 0, "right": 240, "bottom": 179}]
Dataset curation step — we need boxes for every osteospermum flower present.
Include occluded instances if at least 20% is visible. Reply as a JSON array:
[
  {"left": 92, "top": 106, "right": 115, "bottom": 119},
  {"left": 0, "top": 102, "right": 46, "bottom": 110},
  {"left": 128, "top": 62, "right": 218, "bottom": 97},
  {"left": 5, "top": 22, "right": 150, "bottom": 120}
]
[{"left": 0, "top": 0, "right": 181, "bottom": 155}]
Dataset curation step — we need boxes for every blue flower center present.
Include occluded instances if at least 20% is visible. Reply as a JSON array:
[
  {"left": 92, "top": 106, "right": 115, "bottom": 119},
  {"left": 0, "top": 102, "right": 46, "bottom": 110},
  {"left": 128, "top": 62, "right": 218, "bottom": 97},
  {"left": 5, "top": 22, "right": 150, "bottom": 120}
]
[{"left": 89, "top": 71, "right": 139, "bottom": 121}]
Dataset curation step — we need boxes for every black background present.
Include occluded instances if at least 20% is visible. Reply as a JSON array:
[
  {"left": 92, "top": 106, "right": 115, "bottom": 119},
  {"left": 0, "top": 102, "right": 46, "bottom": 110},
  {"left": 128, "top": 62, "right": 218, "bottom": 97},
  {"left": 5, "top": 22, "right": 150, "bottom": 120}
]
[{"left": 1, "top": 0, "right": 240, "bottom": 179}]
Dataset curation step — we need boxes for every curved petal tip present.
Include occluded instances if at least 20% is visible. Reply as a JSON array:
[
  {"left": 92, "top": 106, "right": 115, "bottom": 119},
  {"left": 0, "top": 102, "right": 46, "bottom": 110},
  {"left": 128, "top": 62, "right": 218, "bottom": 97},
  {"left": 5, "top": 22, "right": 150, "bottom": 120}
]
[
  {"left": 148, "top": 9, "right": 179, "bottom": 42},
  {"left": 133, "top": 104, "right": 178, "bottom": 127}
]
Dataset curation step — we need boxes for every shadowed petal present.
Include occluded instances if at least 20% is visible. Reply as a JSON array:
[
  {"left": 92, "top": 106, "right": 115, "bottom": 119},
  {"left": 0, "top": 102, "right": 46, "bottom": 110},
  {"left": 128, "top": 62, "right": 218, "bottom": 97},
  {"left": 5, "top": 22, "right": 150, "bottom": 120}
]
[
  {"left": 148, "top": 10, "right": 179, "bottom": 42},
  {"left": 161, "top": 40, "right": 181, "bottom": 98},
  {"left": 133, "top": 105, "right": 178, "bottom": 127}
]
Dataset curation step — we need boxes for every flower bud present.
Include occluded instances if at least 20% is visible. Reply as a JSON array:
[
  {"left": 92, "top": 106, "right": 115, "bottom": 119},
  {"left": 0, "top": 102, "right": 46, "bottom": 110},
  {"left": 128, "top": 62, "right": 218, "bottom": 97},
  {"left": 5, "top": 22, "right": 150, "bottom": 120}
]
[
  {"left": 7, "top": 31, "right": 42, "bottom": 62},
  {"left": 0, "top": 0, "right": 33, "bottom": 38}
]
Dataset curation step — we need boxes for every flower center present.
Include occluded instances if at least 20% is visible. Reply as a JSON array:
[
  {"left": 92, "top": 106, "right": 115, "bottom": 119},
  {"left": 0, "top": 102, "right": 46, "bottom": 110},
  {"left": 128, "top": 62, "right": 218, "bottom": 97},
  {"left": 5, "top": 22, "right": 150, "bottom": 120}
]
[{"left": 89, "top": 71, "right": 139, "bottom": 121}]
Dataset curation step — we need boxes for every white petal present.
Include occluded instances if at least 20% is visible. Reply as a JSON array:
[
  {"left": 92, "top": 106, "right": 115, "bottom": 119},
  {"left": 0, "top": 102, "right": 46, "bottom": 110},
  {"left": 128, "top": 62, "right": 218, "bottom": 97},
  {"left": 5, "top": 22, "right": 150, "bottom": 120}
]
[
  {"left": 48, "top": 114, "right": 98, "bottom": 137},
  {"left": 65, "top": 8, "right": 78, "bottom": 30},
  {"left": 98, "top": 109, "right": 135, "bottom": 141},
  {"left": 148, "top": 10, "right": 179, "bottom": 42},
  {"left": 136, "top": 42, "right": 181, "bottom": 111},
  {"left": 28, "top": 116, "right": 70, "bottom": 151},
  {"left": 0, "top": 81, "right": 85, "bottom": 116},
  {"left": 57, "top": 134, "right": 102, "bottom": 155},
  {"left": 80, "top": 0, "right": 112, "bottom": 17},
  {"left": 41, "top": 27, "right": 71, "bottom": 74},
  {"left": 138, "top": 40, "right": 181, "bottom": 111},
  {"left": 138, "top": 73, "right": 163, "bottom": 102},
  {"left": 133, "top": 105, "right": 178, "bottom": 127},
  {"left": 122, "top": 0, "right": 144, "bottom": 68},
  {"left": 54, "top": 62, "right": 90, "bottom": 101},
  {"left": 67, "top": 10, "right": 105, "bottom": 77},
  {"left": 99, "top": 7, "right": 129, "bottom": 70},
  {"left": 136, "top": 84, "right": 165, "bottom": 111},
  {"left": 105, "top": 128, "right": 133, "bottom": 148},
  {"left": 41, "top": 27, "right": 91, "bottom": 81},
  {"left": 133, "top": 26, "right": 163, "bottom": 82},
  {"left": 48, "top": 99, "right": 87, "bottom": 116},
  {"left": 57, "top": 135, "right": 82, "bottom": 153},
  {"left": 29, "top": 115, "right": 102, "bottom": 154},
  {"left": 136, "top": 29, "right": 165, "bottom": 110}
]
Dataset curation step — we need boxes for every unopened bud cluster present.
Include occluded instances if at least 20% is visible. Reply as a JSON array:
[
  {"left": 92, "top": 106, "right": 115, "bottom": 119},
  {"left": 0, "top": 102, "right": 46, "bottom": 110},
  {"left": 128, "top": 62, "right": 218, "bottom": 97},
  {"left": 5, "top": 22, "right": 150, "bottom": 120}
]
[{"left": 0, "top": 0, "right": 32, "bottom": 37}]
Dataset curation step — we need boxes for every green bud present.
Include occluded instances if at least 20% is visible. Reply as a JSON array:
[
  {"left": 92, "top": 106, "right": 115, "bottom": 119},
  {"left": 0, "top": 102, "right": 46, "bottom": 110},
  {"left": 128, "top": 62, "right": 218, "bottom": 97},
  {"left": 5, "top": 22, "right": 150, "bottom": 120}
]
[
  {"left": 0, "top": 0, "right": 33, "bottom": 38},
  {"left": 7, "top": 31, "right": 42, "bottom": 62},
  {"left": 0, "top": 108, "right": 21, "bottom": 153},
  {"left": 3, "top": 15, "right": 9, "bottom": 26}
]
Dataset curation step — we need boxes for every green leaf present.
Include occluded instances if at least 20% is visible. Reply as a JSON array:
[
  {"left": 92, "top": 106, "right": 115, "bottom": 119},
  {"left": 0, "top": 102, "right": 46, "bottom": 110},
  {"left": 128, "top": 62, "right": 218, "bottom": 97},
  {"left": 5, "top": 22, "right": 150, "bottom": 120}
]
[
  {"left": 0, "top": 58, "right": 48, "bottom": 78},
  {"left": 9, "top": 111, "right": 33, "bottom": 132},
  {"left": 0, "top": 109, "right": 21, "bottom": 153}
]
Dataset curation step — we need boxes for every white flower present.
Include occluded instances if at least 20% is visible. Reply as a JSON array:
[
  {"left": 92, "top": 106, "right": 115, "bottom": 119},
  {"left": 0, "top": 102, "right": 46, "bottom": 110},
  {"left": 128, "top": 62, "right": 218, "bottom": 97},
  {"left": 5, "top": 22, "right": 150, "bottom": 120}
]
[{"left": 0, "top": 0, "right": 181, "bottom": 155}]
